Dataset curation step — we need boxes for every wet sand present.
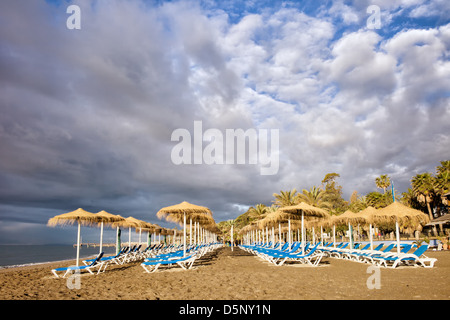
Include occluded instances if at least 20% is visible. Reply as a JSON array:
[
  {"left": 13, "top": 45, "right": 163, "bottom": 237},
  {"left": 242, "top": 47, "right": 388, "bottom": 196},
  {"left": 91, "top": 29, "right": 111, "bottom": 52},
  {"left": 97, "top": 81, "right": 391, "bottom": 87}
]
[{"left": 0, "top": 246, "right": 449, "bottom": 300}]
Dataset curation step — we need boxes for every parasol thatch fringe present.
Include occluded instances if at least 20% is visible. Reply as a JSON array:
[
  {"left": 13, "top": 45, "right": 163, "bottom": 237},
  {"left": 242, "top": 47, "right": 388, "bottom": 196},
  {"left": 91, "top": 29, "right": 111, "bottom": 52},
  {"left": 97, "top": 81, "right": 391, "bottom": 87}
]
[
  {"left": 94, "top": 210, "right": 125, "bottom": 226},
  {"left": 369, "top": 202, "right": 430, "bottom": 227},
  {"left": 156, "top": 201, "right": 214, "bottom": 226},
  {"left": 47, "top": 208, "right": 100, "bottom": 227},
  {"left": 279, "top": 202, "right": 329, "bottom": 218},
  {"left": 157, "top": 201, "right": 212, "bottom": 216}
]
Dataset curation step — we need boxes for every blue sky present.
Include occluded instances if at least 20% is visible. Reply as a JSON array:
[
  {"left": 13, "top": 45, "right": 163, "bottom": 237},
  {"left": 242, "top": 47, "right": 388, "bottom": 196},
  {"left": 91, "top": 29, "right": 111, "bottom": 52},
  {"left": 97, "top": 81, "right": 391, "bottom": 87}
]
[{"left": 0, "top": 0, "right": 449, "bottom": 244}]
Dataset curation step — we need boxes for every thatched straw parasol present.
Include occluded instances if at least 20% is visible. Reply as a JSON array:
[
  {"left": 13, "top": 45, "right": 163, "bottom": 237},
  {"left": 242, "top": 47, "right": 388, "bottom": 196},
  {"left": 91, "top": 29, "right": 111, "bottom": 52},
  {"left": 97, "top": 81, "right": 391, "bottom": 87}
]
[
  {"left": 279, "top": 203, "right": 330, "bottom": 253},
  {"left": 94, "top": 210, "right": 125, "bottom": 254},
  {"left": 48, "top": 208, "right": 102, "bottom": 266},
  {"left": 157, "top": 201, "right": 212, "bottom": 256},
  {"left": 369, "top": 202, "right": 430, "bottom": 226},
  {"left": 47, "top": 208, "right": 101, "bottom": 227},
  {"left": 112, "top": 216, "right": 150, "bottom": 248},
  {"left": 352, "top": 206, "right": 378, "bottom": 250},
  {"left": 369, "top": 202, "right": 430, "bottom": 254},
  {"left": 329, "top": 210, "right": 369, "bottom": 249},
  {"left": 333, "top": 210, "right": 367, "bottom": 225}
]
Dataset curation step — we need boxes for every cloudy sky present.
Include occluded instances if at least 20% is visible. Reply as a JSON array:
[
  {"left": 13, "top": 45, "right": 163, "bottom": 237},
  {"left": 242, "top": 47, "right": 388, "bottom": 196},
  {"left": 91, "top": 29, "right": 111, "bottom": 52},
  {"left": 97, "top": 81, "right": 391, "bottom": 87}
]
[{"left": 0, "top": 0, "right": 449, "bottom": 244}]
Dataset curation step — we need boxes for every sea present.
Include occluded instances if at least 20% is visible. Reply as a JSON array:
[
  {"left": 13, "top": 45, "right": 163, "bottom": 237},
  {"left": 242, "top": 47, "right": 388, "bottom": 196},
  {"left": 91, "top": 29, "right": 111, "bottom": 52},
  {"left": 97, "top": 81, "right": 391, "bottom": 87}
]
[{"left": 0, "top": 245, "right": 117, "bottom": 269}]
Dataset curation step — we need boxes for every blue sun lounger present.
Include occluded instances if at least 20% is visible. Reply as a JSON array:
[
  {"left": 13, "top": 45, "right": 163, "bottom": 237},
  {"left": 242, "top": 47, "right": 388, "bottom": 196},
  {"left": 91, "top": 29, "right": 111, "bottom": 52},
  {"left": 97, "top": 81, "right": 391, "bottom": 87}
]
[
  {"left": 373, "top": 245, "right": 437, "bottom": 268},
  {"left": 141, "top": 253, "right": 198, "bottom": 273},
  {"left": 52, "top": 252, "right": 106, "bottom": 278},
  {"left": 343, "top": 243, "right": 383, "bottom": 260},
  {"left": 274, "top": 244, "right": 324, "bottom": 266},
  {"left": 361, "top": 244, "right": 412, "bottom": 264}
]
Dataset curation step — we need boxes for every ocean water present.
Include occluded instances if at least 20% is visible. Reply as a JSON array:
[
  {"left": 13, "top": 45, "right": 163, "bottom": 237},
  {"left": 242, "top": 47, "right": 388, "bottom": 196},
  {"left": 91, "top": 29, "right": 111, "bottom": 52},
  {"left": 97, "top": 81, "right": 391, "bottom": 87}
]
[{"left": 0, "top": 245, "right": 116, "bottom": 268}]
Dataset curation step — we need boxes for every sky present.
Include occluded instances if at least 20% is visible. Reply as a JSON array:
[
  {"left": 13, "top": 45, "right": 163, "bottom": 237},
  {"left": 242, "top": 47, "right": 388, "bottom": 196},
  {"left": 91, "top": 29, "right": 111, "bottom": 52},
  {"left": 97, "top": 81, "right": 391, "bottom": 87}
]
[{"left": 0, "top": 0, "right": 449, "bottom": 244}]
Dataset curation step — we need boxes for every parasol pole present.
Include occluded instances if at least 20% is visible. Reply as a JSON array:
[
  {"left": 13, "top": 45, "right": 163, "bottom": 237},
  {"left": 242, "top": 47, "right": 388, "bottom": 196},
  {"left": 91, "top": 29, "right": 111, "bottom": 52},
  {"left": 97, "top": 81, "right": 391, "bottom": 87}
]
[
  {"left": 333, "top": 224, "right": 336, "bottom": 248},
  {"left": 392, "top": 181, "right": 401, "bottom": 254},
  {"left": 190, "top": 218, "right": 192, "bottom": 246},
  {"left": 272, "top": 226, "right": 275, "bottom": 247},
  {"left": 128, "top": 227, "right": 131, "bottom": 248},
  {"left": 348, "top": 222, "right": 353, "bottom": 249},
  {"left": 278, "top": 223, "right": 281, "bottom": 244},
  {"left": 288, "top": 219, "right": 291, "bottom": 249},
  {"left": 76, "top": 221, "right": 81, "bottom": 267},
  {"left": 396, "top": 219, "right": 401, "bottom": 255},
  {"left": 321, "top": 226, "right": 324, "bottom": 245},
  {"left": 231, "top": 225, "right": 234, "bottom": 251},
  {"left": 99, "top": 221, "right": 104, "bottom": 254},
  {"left": 369, "top": 223, "right": 374, "bottom": 251},
  {"left": 183, "top": 212, "right": 186, "bottom": 257},
  {"left": 116, "top": 226, "right": 121, "bottom": 255},
  {"left": 301, "top": 212, "right": 305, "bottom": 254}
]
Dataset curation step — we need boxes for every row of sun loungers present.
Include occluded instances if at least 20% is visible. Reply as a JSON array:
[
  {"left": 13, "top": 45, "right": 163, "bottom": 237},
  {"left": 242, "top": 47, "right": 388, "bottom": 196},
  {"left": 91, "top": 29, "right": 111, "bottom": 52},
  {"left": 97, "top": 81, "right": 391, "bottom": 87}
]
[
  {"left": 51, "top": 240, "right": 437, "bottom": 277},
  {"left": 317, "top": 241, "right": 437, "bottom": 268},
  {"left": 239, "top": 241, "right": 325, "bottom": 266},
  {"left": 141, "top": 243, "right": 221, "bottom": 273},
  {"left": 51, "top": 243, "right": 221, "bottom": 277},
  {"left": 239, "top": 241, "right": 437, "bottom": 269}
]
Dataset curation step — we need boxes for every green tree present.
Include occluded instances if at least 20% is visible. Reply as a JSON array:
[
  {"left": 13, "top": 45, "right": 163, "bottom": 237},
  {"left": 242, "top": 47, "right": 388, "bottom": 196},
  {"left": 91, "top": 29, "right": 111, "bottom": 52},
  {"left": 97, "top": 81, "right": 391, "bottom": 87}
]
[
  {"left": 297, "top": 186, "right": 331, "bottom": 209},
  {"left": 375, "top": 174, "right": 391, "bottom": 194},
  {"left": 349, "top": 194, "right": 369, "bottom": 212},
  {"left": 411, "top": 173, "right": 435, "bottom": 220},
  {"left": 248, "top": 204, "right": 268, "bottom": 219},
  {"left": 435, "top": 160, "right": 450, "bottom": 198},
  {"left": 321, "top": 173, "right": 347, "bottom": 214},
  {"left": 400, "top": 188, "right": 422, "bottom": 209},
  {"left": 366, "top": 191, "right": 393, "bottom": 208},
  {"left": 272, "top": 189, "right": 298, "bottom": 207}
]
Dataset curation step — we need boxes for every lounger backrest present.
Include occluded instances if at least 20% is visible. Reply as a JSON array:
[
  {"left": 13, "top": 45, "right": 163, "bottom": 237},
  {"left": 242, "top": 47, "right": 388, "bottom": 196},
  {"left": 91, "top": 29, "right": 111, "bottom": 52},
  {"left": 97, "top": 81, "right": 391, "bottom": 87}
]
[
  {"left": 373, "top": 244, "right": 384, "bottom": 251},
  {"left": 400, "top": 244, "right": 412, "bottom": 253},
  {"left": 89, "top": 252, "right": 104, "bottom": 266},
  {"left": 360, "top": 243, "right": 370, "bottom": 250},
  {"left": 305, "top": 243, "right": 320, "bottom": 256},
  {"left": 382, "top": 244, "right": 395, "bottom": 252},
  {"left": 412, "top": 244, "right": 429, "bottom": 257},
  {"left": 291, "top": 242, "right": 301, "bottom": 252}
]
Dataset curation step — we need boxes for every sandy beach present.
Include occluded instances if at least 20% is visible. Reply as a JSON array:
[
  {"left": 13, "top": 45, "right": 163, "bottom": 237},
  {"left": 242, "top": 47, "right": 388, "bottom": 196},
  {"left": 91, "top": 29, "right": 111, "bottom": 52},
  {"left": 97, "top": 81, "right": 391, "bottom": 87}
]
[{"left": 0, "top": 246, "right": 448, "bottom": 300}]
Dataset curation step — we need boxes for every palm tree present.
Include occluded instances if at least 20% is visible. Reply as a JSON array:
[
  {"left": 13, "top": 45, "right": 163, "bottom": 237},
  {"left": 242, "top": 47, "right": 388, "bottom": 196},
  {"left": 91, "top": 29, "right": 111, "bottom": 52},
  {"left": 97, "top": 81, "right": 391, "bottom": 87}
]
[
  {"left": 218, "top": 220, "right": 235, "bottom": 242},
  {"left": 375, "top": 174, "right": 391, "bottom": 194},
  {"left": 297, "top": 186, "right": 331, "bottom": 209},
  {"left": 435, "top": 160, "right": 450, "bottom": 195},
  {"left": 350, "top": 195, "right": 369, "bottom": 212},
  {"left": 248, "top": 204, "right": 268, "bottom": 220},
  {"left": 366, "top": 191, "right": 389, "bottom": 208},
  {"left": 411, "top": 173, "right": 435, "bottom": 220},
  {"left": 272, "top": 189, "right": 298, "bottom": 207}
]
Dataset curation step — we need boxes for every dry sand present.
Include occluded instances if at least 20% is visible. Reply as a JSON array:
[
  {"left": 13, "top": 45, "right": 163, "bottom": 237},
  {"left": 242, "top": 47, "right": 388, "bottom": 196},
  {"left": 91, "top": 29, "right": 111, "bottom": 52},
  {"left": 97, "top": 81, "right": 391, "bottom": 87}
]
[{"left": 0, "top": 246, "right": 449, "bottom": 300}]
